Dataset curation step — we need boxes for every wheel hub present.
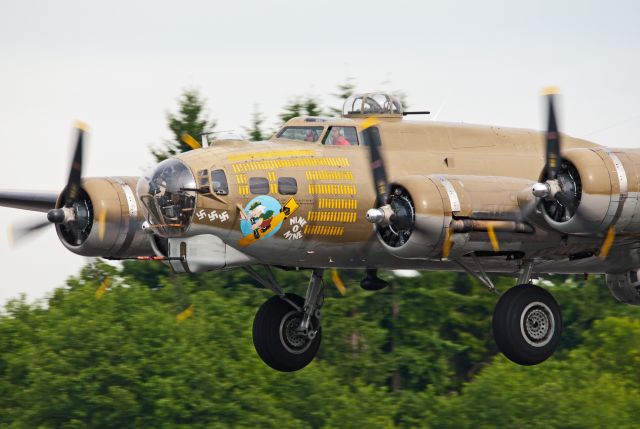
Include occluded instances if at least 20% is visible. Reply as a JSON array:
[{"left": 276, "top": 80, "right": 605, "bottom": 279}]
[
  {"left": 279, "top": 311, "right": 312, "bottom": 355},
  {"left": 520, "top": 301, "right": 555, "bottom": 347}
]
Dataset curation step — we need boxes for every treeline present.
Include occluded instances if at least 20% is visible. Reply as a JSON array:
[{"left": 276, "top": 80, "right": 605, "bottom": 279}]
[{"left": 1, "top": 264, "right": 639, "bottom": 428}]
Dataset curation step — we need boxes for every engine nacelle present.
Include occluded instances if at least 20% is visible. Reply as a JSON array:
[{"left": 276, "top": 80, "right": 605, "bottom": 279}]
[
  {"left": 541, "top": 148, "right": 638, "bottom": 235},
  {"left": 606, "top": 270, "right": 640, "bottom": 305},
  {"left": 55, "top": 177, "right": 154, "bottom": 258},
  {"left": 376, "top": 176, "right": 447, "bottom": 259}
]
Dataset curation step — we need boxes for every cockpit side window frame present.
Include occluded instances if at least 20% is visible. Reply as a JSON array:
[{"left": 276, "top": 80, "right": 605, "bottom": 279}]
[
  {"left": 275, "top": 126, "right": 325, "bottom": 143},
  {"left": 323, "top": 126, "right": 359, "bottom": 146}
]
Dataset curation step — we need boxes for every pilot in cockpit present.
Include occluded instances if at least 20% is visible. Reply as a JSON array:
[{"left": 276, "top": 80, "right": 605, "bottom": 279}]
[
  {"left": 326, "top": 127, "right": 351, "bottom": 146},
  {"left": 305, "top": 129, "right": 318, "bottom": 142}
]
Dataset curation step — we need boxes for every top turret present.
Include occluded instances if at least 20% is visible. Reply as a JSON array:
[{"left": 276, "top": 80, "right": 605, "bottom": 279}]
[{"left": 342, "top": 93, "right": 403, "bottom": 118}]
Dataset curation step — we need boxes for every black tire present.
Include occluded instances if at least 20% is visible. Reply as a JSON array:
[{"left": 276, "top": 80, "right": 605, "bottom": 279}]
[
  {"left": 492, "top": 284, "right": 562, "bottom": 365},
  {"left": 252, "top": 293, "right": 321, "bottom": 372}
]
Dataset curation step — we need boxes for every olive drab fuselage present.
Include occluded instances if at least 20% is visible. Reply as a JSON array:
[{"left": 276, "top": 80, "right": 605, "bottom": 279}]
[{"left": 164, "top": 115, "right": 640, "bottom": 276}]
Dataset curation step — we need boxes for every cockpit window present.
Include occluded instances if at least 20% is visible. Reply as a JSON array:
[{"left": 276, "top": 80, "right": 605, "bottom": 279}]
[
  {"left": 323, "top": 126, "right": 358, "bottom": 146},
  {"left": 276, "top": 126, "right": 324, "bottom": 142},
  {"left": 250, "top": 177, "right": 270, "bottom": 195},
  {"left": 136, "top": 158, "right": 197, "bottom": 238},
  {"left": 211, "top": 169, "right": 229, "bottom": 195}
]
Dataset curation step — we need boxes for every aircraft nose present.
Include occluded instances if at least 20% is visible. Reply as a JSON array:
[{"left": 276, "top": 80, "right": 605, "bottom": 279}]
[{"left": 136, "top": 158, "right": 198, "bottom": 237}]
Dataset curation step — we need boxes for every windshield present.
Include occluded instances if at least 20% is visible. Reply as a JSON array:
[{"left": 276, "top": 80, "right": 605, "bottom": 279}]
[{"left": 136, "top": 158, "right": 197, "bottom": 237}]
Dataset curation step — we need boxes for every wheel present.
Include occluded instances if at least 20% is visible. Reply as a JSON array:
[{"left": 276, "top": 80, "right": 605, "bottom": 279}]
[
  {"left": 492, "top": 284, "right": 562, "bottom": 365},
  {"left": 252, "top": 293, "right": 321, "bottom": 372}
]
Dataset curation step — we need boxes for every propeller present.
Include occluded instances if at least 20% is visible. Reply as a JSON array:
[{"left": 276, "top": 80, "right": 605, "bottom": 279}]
[
  {"left": 7, "top": 220, "right": 51, "bottom": 246},
  {"left": 531, "top": 89, "right": 616, "bottom": 259},
  {"left": 362, "top": 118, "right": 417, "bottom": 240},
  {"left": 9, "top": 123, "right": 98, "bottom": 246},
  {"left": 530, "top": 88, "right": 582, "bottom": 221},
  {"left": 361, "top": 118, "right": 389, "bottom": 207}
]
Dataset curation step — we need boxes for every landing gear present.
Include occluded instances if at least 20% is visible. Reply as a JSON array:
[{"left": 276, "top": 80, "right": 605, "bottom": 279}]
[
  {"left": 492, "top": 284, "right": 562, "bottom": 365},
  {"left": 252, "top": 269, "right": 324, "bottom": 372}
]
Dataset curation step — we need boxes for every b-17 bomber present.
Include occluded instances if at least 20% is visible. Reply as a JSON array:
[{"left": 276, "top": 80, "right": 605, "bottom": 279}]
[{"left": 2, "top": 90, "right": 639, "bottom": 371}]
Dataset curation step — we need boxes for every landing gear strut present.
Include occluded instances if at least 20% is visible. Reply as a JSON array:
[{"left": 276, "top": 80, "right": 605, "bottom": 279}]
[{"left": 252, "top": 269, "right": 324, "bottom": 371}]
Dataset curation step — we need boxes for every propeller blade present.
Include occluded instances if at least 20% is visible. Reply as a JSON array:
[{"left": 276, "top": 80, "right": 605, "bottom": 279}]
[
  {"left": 331, "top": 268, "right": 347, "bottom": 296},
  {"left": 181, "top": 133, "right": 201, "bottom": 150},
  {"left": 0, "top": 191, "right": 58, "bottom": 213},
  {"left": 64, "top": 122, "right": 87, "bottom": 208},
  {"left": 176, "top": 304, "right": 194, "bottom": 322},
  {"left": 599, "top": 226, "right": 616, "bottom": 260},
  {"left": 361, "top": 118, "right": 389, "bottom": 207},
  {"left": 95, "top": 276, "right": 112, "bottom": 299},
  {"left": 8, "top": 219, "right": 51, "bottom": 246},
  {"left": 486, "top": 222, "right": 500, "bottom": 252},
  {"left": 441, "top": 226, "right": 454, "bottom": 259},
  {"left": 543, "top": 87, "right": 561, "bottom": 180}
]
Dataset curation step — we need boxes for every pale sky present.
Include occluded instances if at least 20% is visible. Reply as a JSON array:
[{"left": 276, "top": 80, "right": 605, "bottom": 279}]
[{"left": 1, "top": 0, "right": 639, "bottom": 304}]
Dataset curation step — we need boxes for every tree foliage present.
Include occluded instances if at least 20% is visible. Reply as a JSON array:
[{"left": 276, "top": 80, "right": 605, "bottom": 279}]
[
  {"left": 152, "top": 89, "right": 216, "bottom": 162},
  {"left": 1, "top": 264, "right": 637, "bottom": 428},
  {"left": 279, "top": 97, "right": 324, "bottom": 123},
  {"left": 244, "top": 104, "right": 267, "bottom": 142},
  {"left": 329, "top": 77, "right": 357, "bottom": 116}
]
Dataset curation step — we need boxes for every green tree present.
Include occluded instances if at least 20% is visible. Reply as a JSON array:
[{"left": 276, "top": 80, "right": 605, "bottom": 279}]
[
  {"left": 279, "top": 96, "right": 324, "bottom": 123},
  {"left": 329, "top": 77, "right": 357, "bottom": 116},
  {"left": 244, "top": 104, "right": 267, "bottom": 141},
  {"left": 151, "top": 89, "right": 216, "bottom": 162}
]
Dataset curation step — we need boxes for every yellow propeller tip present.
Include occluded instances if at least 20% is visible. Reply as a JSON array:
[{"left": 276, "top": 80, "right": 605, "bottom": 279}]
[
  {"left": 360, "top": 117, "right": 380, "bottom": 130},
  {"left": 487, "top": 223, "right": 500, "bottom": 252},
  {"left": 74, "top": 120, "right": 90, "bottom": 132},
  {"left": 176, "top": 304, "right": 194, "bottom": 322},
  {"left": 598, "top": 226, "right": 616, "bottom": 260},
  {"left": 541, "top": 86, "right": 560, "bottom": 96},
  {"left": 181, "top": 133, "right": 201, "bottom": 150},
  {"left": 331, "top": 268, "right": 347, "bottom": 296}
]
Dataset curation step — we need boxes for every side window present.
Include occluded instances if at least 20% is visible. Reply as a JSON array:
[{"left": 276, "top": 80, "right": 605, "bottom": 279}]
[
  {"left": 197, "top": 169, "right": 209, "bottom": 187},
  {"left": 276, "top": 126, "right": 324, "bottom": 142},
  {"left": 323, "top": 126, "right": 358, "bottom": 146},
  {"left": 249, "top": 177, "right": 269, "bottom": 195},
  {"left": 278, "top": 177, "right": 297, "bottom": 195},
  {"left": 211, "top": 169, "right": 228, "bottom": 195}
]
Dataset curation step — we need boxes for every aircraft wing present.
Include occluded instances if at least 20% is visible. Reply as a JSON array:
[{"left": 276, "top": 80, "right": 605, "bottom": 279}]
[{"left": 0, "top": 190, "right": 58, "bottom": 213}]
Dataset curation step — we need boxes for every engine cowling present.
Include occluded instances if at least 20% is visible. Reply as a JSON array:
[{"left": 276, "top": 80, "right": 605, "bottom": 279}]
[
  {"left": 606, "top": 270, "right": 640, "bottom": 305},
  {"left": 375, "top": 176, "right": 447, "bottom": 259},
  {"left": 539, "top": 148, "right": 636, "bottom": 235},
  {"left": 55, "top": 177, "right": 154, "bottom": 258}
]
